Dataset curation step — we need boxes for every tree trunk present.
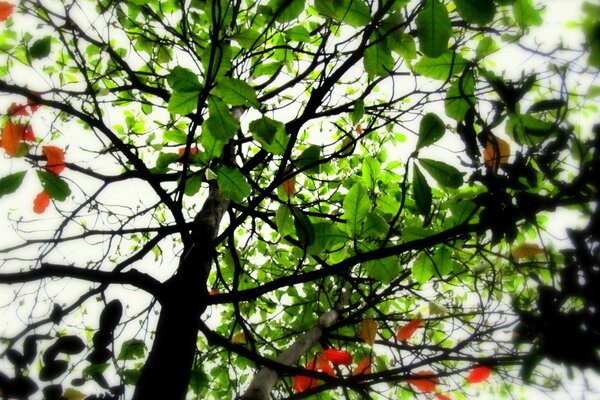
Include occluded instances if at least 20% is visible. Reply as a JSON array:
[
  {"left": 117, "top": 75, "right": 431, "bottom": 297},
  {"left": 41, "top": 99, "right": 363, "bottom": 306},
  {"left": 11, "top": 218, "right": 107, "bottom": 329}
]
[{"left": 132, "top": 184, "right": 229, "bottom": 400}]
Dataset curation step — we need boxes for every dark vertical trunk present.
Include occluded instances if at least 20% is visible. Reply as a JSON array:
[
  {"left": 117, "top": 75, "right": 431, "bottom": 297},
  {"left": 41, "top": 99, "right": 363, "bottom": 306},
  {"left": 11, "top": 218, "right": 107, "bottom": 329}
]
[{"left": 132, "top": 184, "right": 229, "bottom": 400}]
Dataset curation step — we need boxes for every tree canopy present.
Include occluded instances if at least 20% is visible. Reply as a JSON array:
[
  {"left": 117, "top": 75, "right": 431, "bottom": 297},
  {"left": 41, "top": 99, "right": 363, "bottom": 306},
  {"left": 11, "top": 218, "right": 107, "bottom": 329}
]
[{"left": 0, "top": 0, "right": 599, "bottom": 399}]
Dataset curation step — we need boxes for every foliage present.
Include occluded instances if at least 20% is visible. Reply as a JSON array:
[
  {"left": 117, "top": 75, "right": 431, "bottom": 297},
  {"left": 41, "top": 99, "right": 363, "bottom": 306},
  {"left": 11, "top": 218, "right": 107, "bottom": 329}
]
[{"left": 0, "top": 1, "right": 598, "bottom": 400}]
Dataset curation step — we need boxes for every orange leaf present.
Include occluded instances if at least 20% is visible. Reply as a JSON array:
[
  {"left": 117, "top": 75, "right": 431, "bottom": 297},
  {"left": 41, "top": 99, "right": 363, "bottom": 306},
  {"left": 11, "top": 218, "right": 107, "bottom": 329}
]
[
  {"left": 231, "top": 332, "right": 246, "bottom": 344},
  {"left": 33, "top": 191, "right": 50, "bottom": 214},
  {"left": 178, "top": 146, "right": 198, "bottom": 156},
  {"left": 352, "top": 356, "right": 371, "bottom": 376},
  {"left": 396, "top": 319, "right": 423, "bottom": 341},
  {"left": 0, "top": 1, "right": 13, "bottom": 21},
  {"left": 282, "top": 176, "right": 295, "bottom": 197},
  {"left": 483, "top": 135, "right": 510, "bottom": 171},
  {"left": 42, "top": 145, "right": 65, "bottom": 174},
  {"left": 435, "top": 394, "right": 453, "bottom": 400},
  {"left": 358, "top": 318, "right": 378, "bottom": 345},
  {"left": 1, "top": 121, "right": 25, "bottom": 156},
  {"left": 406, "top": 370, "right": 438, "bottom": 393},
  {"left": 467, "top": 366, "right": 491, "bottom": 384},
  {"left": 355, "top": 124, "right": 364, "bottom": 135},
  {"left": 318, "top": 354, "right": 335, "bottom": 376},
  {"left": 322, "top": 349, "right": 352, "bottom": 365},
  {"left": 512, "top": 243, "right": 544, "bottom": 260}
]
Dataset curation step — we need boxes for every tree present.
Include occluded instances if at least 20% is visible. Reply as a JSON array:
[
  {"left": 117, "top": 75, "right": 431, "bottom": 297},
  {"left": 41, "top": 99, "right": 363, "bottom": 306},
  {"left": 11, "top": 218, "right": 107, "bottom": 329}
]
[{"left": 0, "top": 0, "right": 598, "bottom": 399}]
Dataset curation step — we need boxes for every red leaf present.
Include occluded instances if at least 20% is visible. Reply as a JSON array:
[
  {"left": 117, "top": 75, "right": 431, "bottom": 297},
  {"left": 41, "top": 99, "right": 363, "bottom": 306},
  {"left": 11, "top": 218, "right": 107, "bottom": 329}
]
[
  {"left": 406, "top": 370, "right": 438, "bottom": 393},
  {"left": 42, "top": 145, "right": 65, "bottom": 175},
  {"left": 318, "top": 354, "right": 335, "bottom": 376},
  {"left": 24, "top": 126, "right": 35, "bottom": 141},
  {"left": 8, "top": 102, "right": 29, "bottom": 116},
  {"left": 352, "top": 356, "right": 371, "bottom": 376},
  {"left": 0, "top": 1, "right": 13, "bottom": 22},
  {"left": 435, "top": 394, "right": 453, "bottom": 400},
  {"left": 178, "top": 146, "right": 198, "bottom": 156},
  {"left": 396, "top": 319, "right": 423, "bottom": 341},
  {"left": 322, "top": 349, "right": 352, "bottom": 366},
  {"left": 33, "top": 191, "right": 50, "bottom": 214},
  {"left": 1, "top": 121, "right": 25, "bottom": 156},
  {"left": 294, "top": 357, "right": 319, "bottom": 393},
  {"left": 27, "top": 96, "right": 42, "bottom": 113},
  {"left": 467, "top": 366, "right": 491, "bottom": 384}
]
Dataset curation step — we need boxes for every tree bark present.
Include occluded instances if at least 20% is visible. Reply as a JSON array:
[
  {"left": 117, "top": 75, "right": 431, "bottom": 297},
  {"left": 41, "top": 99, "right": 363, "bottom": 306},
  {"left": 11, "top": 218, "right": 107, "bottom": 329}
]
[{"left": 132, "top": 184, "right": 229, "bottom": 400}]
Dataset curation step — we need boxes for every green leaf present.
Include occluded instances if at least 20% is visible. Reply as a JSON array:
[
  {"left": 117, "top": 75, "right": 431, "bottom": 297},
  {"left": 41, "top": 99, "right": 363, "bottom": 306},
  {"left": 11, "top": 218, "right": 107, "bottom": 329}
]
[
  {"left": 0, "top": 171, "right": 26, "bottom": 198},
  {"left": 202, "top": 96, "right": 240, "bottom": 140},
  {"left": 36, "top": 171, "right": 70, "bottom": 201},
  {"left": 418, "top": 158, "right": 464, "bottom": 189},
  {"left": 412, "top": 165, "right": 431, "bottom": 216},
  {"left": 270, "top": 0, "right": 305, "bottom": 22},
  {"left": 117, "top": 339, "right": 145, "bottom": 360},
  {"left": 444, "top": 69, "right": 475, "bottom": 121},
  {"left": 454, "top": 0, "right": 496, "bottom": 25},
  {"left": 432, "top": 245, "right": 455, "bottom": 276},
  {"left": 361, "top": 212, "right": 389, "bottom": 239},
  {"left": 200, "top": 131, "right": 226, "bottom": 162},
  {"left": 214, "top": 77, "right": 260, "bottom": 108},
  {"left": 416, "top": 0, "right": 451, "bottom": 58},
  {"left": 183, "top": 174, "right": 202, "bottom": 196},
  {"left": 343, "top": 182, "right": 371, "bottom": 235},
  {"left": 315, "top": 0, "right": 371, "bottom": 27},
  {"left": 249, "top": 116, "right": 288, "bottom": 155},
  {"left": 412, "top": 252, "right": 434, "bottom": 283},
  {"left": 276, "top": 204, "right": 295, "bottom": 237},
  {"left": 167, "top": 66, "right": 201, "bottom": 92},
  {"left": 388, "top": 31, "right": 416, "bottom": 61},
  {"left": 512, "top": 0, "right": 542, "bottom": 28},
  {"left": 416, "top": 113, "right": 445, "bottom": 150},
  {"left": 286, "top": 26, "right": 311, "bottom": 43},
  {"left": 351, "top": 99, "right": 365, "bottom": 124},
  {"left": 310, "top": 222, "right": 347, "bottom": 253},
  {"left": 362, "top": 157, "right": 381, "bottom": 188},
  {"left": 365, "top": 254, "right": 401, "bottom": 284},
  {"left": 30, "top": 37, "right": 52, "bottom": 59},
  {"left": 413, "top": 51, "right": 466, "bottom": 80},
  {"left": 232, "top": 28, "right": 261, "bottom": 50},
  {"left": 216, "top": 166, "right": 251, "bottom": 203},
  {"left": 364, "top": 39, "right": 394, "bottom": 79},
  {"left": 168, "top": 90, "right": 200, "bottom": 115},
  {"left": 290, "top": 206, "right": 315, "bottom": 246},
  {"left": 162, "top": 130, "right": 188, "bottom": 144},
  {"left": 476, "top": 36, "right": 498, "bottom": 60},
  {"left": 295, "top": 145, "right": 321, "bottom": 174},
  {"left": 155, "top": 152, "right": 180, "bottom": 171}
]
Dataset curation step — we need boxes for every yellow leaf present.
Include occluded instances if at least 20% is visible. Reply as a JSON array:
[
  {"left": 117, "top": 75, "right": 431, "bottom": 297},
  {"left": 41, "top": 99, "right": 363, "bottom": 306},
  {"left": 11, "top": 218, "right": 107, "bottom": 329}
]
[
  {"left": 282, "top": 176, "right": 295, "bottom": 197},
  {"left": 512, "top": 243, "right": 545, "bottom": 260},
  {"left": 63, "top": 389, "right": 86, "bottom": 400},
  {"left": 358, "top": 318, "right": 378, "bottom": 345}
]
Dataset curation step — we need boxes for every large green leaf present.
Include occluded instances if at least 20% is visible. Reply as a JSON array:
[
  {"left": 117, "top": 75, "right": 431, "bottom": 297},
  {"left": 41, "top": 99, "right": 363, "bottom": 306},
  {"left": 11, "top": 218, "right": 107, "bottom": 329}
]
[
  {"left": 444, "top": 69, "right": 475, "bottom": 121},
  {"left": 0, "top": 171, "right": 26, "bottom": 198},
  {"left": 167, "top": 66, "right": 201, "bottom": 92},
  {"left": 361, "top": 212, "right": 388, "bottom": 239},
  {"left": 117, "top": 339, "right": 145, "bottom": 360},
  {"left": 269, "top": 0, "right": 305, "bottom": 22},
  {"left": 214, "top": 77, "right": 260, "bottom": 108},
  {"left": 290, "top": 206, "right": 315, "bottom": 246},
  {"left": 183, "top": 174, "right": 202, "bottom": 196},
  {"left": 315, "top": 0, "right": 371, "bottom": 27},
  {"left": 202, "top": 96, "right": 239, "bottom": 140},
  {"left": 412, "top": 252, "right": 434, "bottom": 283},
  {"left": 276, "top": 204, "right": 295, "bottom": 237},
  {"left": 200, "top": 130, "right": 226, "bottom": 162},
  {"left": 416, "top": 113, "right": 445, "bottom": 150},
  {"left": 310, "top": 222, "right": 347, "bottom": 253},
  {"left": 415, "top": 0, "right": 451, "bottom": 58},
  {"left": 216, "top": 166, "right": 251, "bottom": 203},
  {"left": 418, "top": 158, "right": 464, "bottom": 189},
  {"left": 412, "top": 165, "right": 431, "bottom": 216},
  {"left": 512, "top": 0, "right": 542, "bottom": 28},
  {"left": 168, "top": 91, "right": 199, "bottom": 115},
  {"left": 364, "top": 39, "right": 394, "bottom": 79},
  {"left": 361, "top": 156, "right": 381, "bottom": 188},
  {"left": 365, "top": 255, "right": 401, "bottom": 284},
  {"left": 343, "top": 182, "right": 371, "bottom": 235},
  {"left": 454, "top": 0, "right": 496, "bottom": 25},
  {"left": 295, "top": 145, "right": 321, "bottom": 174},
  {"left": 413, "top": 51, "right": 466, "bottom": 80},
  {"left": 249, "top": 116, "right": 288, "bottom": 155},
  {"left": 36, "top": 171, "right": 70, "bottom": 201}
]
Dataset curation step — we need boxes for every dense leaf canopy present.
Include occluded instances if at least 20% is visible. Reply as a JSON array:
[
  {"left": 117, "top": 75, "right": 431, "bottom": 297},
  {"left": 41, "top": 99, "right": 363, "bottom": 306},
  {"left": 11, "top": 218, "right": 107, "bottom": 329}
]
[{"left": 0, "top": 1, "right": 599, "bottom": 399}]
